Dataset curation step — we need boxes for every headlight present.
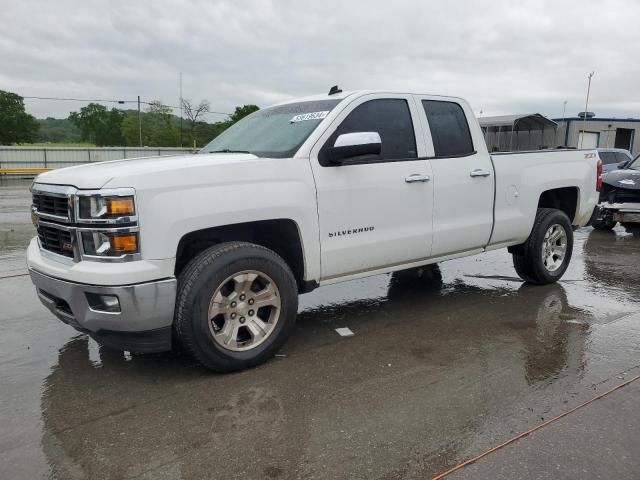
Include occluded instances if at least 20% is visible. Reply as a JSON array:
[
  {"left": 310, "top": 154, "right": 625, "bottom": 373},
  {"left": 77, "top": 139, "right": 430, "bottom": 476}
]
[
  {"left": 78, "top": 195, "right": 136, "bottom": 220},
  {"left": 74, "top": 189, "right": 139, "bottom": 260},
  {"left": 80, "top": 231, "right": 139, "bottom": 257}
]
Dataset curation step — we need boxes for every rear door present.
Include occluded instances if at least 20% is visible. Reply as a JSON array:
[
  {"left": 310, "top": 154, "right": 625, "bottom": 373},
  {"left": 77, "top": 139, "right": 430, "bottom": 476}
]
[
  {"left": 309, "top": 94, "right": 434, "bottom": 280},
  {"left": 415, "top": 96, "right": 494, "bottom": 256}
]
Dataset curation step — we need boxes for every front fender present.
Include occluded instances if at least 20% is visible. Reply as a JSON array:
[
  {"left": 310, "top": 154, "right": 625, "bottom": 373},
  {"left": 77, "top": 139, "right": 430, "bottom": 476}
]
[{"left": 108, "top": 158, "right": 321, "bottom": 282}]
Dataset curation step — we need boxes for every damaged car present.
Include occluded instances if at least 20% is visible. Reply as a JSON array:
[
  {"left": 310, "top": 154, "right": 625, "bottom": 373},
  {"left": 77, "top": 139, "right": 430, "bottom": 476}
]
[{"left": 592, "top": 154, "right": 640, "bottom": 230}]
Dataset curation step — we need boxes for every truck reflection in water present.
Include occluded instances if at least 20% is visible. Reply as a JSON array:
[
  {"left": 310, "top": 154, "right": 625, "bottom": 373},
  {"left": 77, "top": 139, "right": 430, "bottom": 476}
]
[
  {"left": 40, "top": 266, "right": 591, "bottom": 479},
  {"left": 584, "top": 228, "right": 640, "bottom": 297},
  {"left": 378, "top": 265, "right": 588, "bottom": 385}
]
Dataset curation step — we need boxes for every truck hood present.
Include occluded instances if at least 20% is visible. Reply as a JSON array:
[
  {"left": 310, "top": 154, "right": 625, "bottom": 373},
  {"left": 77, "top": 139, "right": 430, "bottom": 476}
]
[
  {"left": 602, "top": 169, "right": 640, "bottom": 190},
  {"left": 34, "top": 153, "right": 259, "bottom": 189}
]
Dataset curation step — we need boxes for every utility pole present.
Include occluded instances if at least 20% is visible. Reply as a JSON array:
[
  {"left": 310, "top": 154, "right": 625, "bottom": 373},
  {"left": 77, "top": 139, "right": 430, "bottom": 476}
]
[
  {"left": 179, "top": 72, "right": 183, "bottom": 147},
  {"left": 137, "top": 95, "right": 142, "bottom": 147},
  {"left": 580, "top": 72, "right": 594, "bottom": 149},
  {"left": 561, "top": 100, "right": 567, "bottom": 146}
]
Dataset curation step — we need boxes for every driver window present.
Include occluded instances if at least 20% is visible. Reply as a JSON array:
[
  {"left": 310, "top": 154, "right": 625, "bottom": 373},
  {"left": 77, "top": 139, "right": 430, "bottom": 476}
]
[{"left": 320, "top": 99, "right": 417, "bottom": 165}]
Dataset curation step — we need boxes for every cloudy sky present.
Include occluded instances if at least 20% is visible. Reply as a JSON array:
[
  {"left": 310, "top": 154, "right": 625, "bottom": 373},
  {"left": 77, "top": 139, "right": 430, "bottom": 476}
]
[{"left": 2, "top": 0, "right": 639, "bottom": 120}]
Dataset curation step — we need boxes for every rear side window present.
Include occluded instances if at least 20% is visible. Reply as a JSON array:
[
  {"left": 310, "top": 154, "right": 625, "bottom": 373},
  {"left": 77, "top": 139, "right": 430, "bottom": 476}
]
[
  {"left": 422, "top": 100, "right": 474, "bottom": 157},
  {"left": 320, "top": 98, "right": 417, "bottom": 164},
  {"left": 615, "top": 152, "right": 631, "bottom": 164},
  {"left": 599, "top": 151, "right": 617, "bottom": 165}
]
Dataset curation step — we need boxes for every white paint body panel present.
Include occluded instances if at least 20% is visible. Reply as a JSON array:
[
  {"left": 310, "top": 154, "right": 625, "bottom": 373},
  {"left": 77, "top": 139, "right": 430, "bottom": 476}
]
[
  {"left": 490, "top": 150, "right": 599, "bottom": 245},
  {"left": 28, "top": 90, "right": 599, "bottom": 291},
  {"left": 414, "top": 95, "right": 495, "bottom": 256},
  {"left": 308, "top": 93, "right": 434, "bottom": 279}
]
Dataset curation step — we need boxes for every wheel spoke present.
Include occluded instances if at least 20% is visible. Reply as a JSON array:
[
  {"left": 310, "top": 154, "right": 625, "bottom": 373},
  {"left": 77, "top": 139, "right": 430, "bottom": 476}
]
[
  {"left": 233, "top": 272, "right": 258, "bottom": 294},
  {"left": 215, "top": 320, "right": 238, "bottom": 348},
  {"left": 208, "top": 291, "right": 232, "bottom": 318},
  {"left": 252, "top": 283, "right": 279, "bottom": 308},
  {"left": 247, "top": 318, "right": 269, "bottom": 340}
]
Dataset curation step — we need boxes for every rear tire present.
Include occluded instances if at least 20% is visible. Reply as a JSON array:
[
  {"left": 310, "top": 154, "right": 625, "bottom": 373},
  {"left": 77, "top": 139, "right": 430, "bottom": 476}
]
[
  {"left": 591, "top": 209, "right": 616, "bottom": 230},
  {"left": 592, "top": 219, "right": 615, "bottom": 230},
  {"left": 512, "top": 208, "right": 573, "bottom": 285},
  {"left": 174, "top": 242, "right": 298, "bottom": 372}
]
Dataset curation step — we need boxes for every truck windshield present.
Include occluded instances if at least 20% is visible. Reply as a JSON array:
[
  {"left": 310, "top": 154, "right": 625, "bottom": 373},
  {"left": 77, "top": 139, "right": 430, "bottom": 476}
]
[
  {"left": 200, "top": 99, "right": 342, "bottom": 158},
  {"left": 629, "top": 155, "right": 640, "bottom": 170}
]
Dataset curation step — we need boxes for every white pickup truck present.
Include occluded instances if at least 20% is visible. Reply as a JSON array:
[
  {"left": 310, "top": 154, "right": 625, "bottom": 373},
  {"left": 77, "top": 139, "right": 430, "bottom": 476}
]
[{"left": 28, "top": 89, "right": 601, "bottom": 372}]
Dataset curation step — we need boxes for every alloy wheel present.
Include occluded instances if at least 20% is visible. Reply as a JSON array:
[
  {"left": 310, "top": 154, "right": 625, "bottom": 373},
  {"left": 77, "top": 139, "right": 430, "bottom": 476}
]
[{"left": 207, "top": 270, "right": 281, "bottom": 351}]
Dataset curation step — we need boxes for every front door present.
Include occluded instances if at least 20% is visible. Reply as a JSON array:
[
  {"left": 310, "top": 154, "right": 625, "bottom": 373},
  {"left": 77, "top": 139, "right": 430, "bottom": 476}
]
[{"left": 309, "top": 94, "right": 434, "bottom": 280}]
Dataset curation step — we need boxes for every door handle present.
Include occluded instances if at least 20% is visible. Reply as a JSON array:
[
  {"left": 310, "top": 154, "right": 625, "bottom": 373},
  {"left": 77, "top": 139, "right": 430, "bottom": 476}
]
[
  {"left": 405, "top": 174, "right": 431, "bottom": 183},
  {"left": 470, "top": 169, "right": 491, "bottom": 177}
]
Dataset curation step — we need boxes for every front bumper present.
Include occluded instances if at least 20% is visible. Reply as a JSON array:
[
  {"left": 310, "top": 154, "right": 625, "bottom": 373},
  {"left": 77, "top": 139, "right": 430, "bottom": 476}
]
[{"left": 30, "top": 269, "right": 177, "bottom": 352}]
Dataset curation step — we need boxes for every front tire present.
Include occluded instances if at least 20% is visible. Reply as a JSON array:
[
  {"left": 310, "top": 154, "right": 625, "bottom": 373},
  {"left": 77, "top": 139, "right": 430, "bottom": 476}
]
[
  {"left": 512, "top": 208, "right": 573, "bottom": 285},
  {"left": 174, "top": 242, "right": 298, "bottom": 372}
]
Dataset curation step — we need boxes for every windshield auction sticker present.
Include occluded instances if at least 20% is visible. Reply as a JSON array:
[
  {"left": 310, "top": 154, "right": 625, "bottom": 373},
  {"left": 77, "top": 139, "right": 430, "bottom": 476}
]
[{"left": 290, "top": 111, "right": 329, "bottom": 122}]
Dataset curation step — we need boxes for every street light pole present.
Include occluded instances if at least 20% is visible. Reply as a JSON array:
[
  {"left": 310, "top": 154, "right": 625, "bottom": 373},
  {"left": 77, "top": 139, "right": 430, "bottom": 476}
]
[
  {"left": 137, "top": 95, "right": 142, "bottom": 147},
  {"left": 561, "top": 100, "right": 567, "bottom": 147},
  {"left": 580, "top": 72, "right": 594, "bottom": 149},
  {"left": 179, "top": 72, "right": 183, "bottom": 148}
]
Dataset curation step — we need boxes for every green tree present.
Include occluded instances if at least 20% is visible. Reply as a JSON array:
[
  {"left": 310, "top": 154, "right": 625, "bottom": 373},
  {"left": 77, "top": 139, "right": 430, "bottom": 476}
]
[
  {"left": 147, "top": 100, "right": 173, "bottom": 126},
  {"left": 229, "top": 104, "right": 259, "bottom": 123},
  {"left": 104, "top": 108, "right": 125, "bottom": 146},
  {"left": 37, "top": 117, "right": 82, "bottom": 143},
  {"left": 146, "top": 101, "right": 179, "bottom": 147},
  {"left": 0, "top": 90, "right": 39, "bottom": 145},
  {"left": 195, "top": 121, "right": 229, "bottom": 147},
  {"left": 121, "top": 115, "right": 150, "bottom": 146},
  {"left": 69, "top": 103, "right": 106, "bottom": 144},
  {"left": 69, "top": 103, "right": 125, "bottom": 146}
]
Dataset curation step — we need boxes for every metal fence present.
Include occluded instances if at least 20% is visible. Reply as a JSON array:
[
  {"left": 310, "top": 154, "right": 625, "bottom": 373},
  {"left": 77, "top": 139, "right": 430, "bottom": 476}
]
[{"left": 0, "top": 147, "right": 198, "bottom": 170}]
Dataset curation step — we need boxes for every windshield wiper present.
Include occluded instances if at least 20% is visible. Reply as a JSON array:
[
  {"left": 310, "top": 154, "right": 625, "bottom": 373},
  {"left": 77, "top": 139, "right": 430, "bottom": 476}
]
[{"left": 207, "top": 149, "right": 252, "bottom": 154}]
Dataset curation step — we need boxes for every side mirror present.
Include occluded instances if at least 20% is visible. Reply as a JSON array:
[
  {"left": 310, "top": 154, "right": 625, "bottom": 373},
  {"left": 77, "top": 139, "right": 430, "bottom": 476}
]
[
  {"left": 329, "top": 132, "right": 381, "bottom": 164},
  {"left": 618, "top": 161, "right": 628, "bottom": 169}
]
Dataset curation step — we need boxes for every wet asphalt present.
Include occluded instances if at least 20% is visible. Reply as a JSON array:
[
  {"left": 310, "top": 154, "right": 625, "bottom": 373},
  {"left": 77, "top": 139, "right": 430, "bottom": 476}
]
[{"left": 1, "top": 177, "right": 639, "bottom": 479}]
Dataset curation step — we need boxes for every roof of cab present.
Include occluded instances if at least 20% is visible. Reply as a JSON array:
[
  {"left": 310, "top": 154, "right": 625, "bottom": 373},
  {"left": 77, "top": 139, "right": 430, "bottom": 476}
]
[
  {"left": 271, "top": 90, "right": 363, "bottom": 106},
  {"left": 270, "top": 89, "right": 466, "bottom": 107}
]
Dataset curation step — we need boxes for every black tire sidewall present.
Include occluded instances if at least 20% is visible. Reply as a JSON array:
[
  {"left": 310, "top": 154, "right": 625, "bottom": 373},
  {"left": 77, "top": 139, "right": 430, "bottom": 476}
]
[
  {"left": 592, "top": 213, "right": 615, "bottom": 230},
  {"left": 178, "top": 244, "right": 298, "bottom": 371},
  {"left": 528, "top": 210, "right": 573, "bottom": 283},
  {"left": 592, "top": 220, "right": 614, "bottom": 230}
]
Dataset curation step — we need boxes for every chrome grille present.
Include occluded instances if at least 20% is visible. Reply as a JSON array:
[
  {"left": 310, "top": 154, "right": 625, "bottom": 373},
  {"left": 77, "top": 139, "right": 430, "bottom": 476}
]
[
  {"left": 37, "top": 224, "right": 75, "bottom": 258},
  {"left": 31, "top": 183, "right": 139, "bottom": 262},
  {"left": 32, "top": 193, "right": 70, "bottom": 219}
]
